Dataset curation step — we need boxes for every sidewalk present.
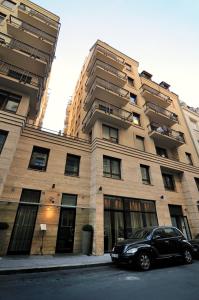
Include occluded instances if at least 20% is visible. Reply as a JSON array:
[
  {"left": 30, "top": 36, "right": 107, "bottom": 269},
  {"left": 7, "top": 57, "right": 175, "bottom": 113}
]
[{"left": 0, "top": 254, "right": 112, "bottom": 275}]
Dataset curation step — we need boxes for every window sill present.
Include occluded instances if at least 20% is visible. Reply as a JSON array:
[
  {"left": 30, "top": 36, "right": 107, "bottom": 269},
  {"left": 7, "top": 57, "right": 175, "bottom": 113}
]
[
  {"left": 142, "top": 183, "right": 154, "bottom": 186},
  {"left": 103, "top": 176, "right": 123, "bottom": 181},
  {"left": 28, "top": 167, "right": 46, "bottom": 172},
  {"left": 64, "top": 174, "right": 80, "bottom": 178}
]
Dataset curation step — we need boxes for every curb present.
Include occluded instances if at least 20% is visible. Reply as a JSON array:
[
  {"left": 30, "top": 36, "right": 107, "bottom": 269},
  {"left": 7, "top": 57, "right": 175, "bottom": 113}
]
[{"left": 0, "top": 262, "right": 112, "bottom": 275}]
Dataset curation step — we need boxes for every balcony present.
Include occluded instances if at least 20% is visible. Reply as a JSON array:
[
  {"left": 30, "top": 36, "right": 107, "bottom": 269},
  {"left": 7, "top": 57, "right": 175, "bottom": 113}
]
[
  {"left": 87, "top": 45, "right": 125, "bottom": 72},
  {"left": 140, "top": 84, "right": 172, "bottom": 108},
  {"left": 148, "top": 122, "right": 185, "bottom": 148},
  {"left": 0, "top": 33, "right": 50, "bottom": 76},
  {"left": 84, "top": 77, "right": 130, "bottom": 110},
  {"left": 144, "top": 102, "right": 178, "bottom": 126},
  {"left": 0, "top": 60, "right": 43, "bottom": 108},
  {"left": 86, "top": 60, "right": 127, "bottom": 91},
  {"left": 18, "top": 3, "right": 60, "bottom": 37},
  {"left": 82, "top": 99, "right": 133, "bottom": 133},
  {"left": 7, "top": 16, "right": 56, "bottom": 54}
]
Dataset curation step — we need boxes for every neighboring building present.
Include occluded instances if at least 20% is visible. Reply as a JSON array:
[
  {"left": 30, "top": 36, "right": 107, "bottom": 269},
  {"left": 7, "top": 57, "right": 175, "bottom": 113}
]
[
  {"left": 1, "top": 35, "right": 199, "bottom": 256},
  {"left": 181, "top": 103, "right": 199, "bottom": 158}
]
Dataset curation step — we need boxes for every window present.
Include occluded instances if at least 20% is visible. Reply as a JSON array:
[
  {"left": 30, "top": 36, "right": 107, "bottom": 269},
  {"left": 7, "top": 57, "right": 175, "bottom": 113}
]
[
  {"left": 0, "top": 90, "right": 21, "bottom": 113},
  {"left": 8, "top": 70, "right": 32, "bottom": 84},
  {"left": 28, "top": 146, "right": 50, "bottom": 171},
  {"left": 0, "top": 130, "right": 8, "bottom": 154},
  {"left": 132, "top": 113, "right": 141, "bottom": 126},
  {"left": 102, "top": 125, "right": 118, "bottom": 143},
  {"left": 61, "top": 194, "right": 77, "bottom": 206},
  {"left": 127, "top": 77, "right": 134, "bottom": 87},
  {"left": 162, "top": 173, "right": 175, "bottom": 191},
  {"left": 20, "top": 189, "right": 41, "bottom": 204},
  {"left": 0, "top": 12, "right": 6, "bottom": 23},
  {"left": 156, "top": 147, "right": 168, "bottom": 158},
  {"left": 136, "top": 136, "right": 145, "bottom": 151},
  {"left": 103, "top": 156, "right": 121, "bottom": 179},
  {"left": 197, "top": 201, "right": 199, "bottom": 212},
  {"left": 125, "top": 63, "right": 131, "bottom": 72},
  {"left": 130, "top": 93, "right": 137, "bottom": 105},
  {"left": 65, "top": 154, "right": 80, "bottom": 176},
  {"left": 1, "top": 0, "right": 16, "bottom": 9},
  {"left": 140, "top": 165, "right": 151, "bottom": 185},
  {"left": 194, "top": 178, "right": 199, "bottom": 191},
  {"left": 99, "top": 104, "right": 113, "bottom": 114},
  {"left": 185, "top": 152, "right": 193, "bottom": 165}
]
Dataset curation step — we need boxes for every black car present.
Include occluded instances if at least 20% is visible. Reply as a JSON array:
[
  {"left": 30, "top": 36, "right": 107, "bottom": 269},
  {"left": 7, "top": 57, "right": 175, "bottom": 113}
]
[
  {"left": 189, "top": 234, "right": 199, "bottom": 258},
  {"left": 111, "top": 226, "right": 193, "bottom": 271}
]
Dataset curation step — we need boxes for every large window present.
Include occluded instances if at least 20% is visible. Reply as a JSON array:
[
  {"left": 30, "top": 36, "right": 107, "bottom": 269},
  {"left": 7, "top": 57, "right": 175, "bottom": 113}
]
[
  {"left": 65, "top": 154, "right": 80, "bottom": 176},
  {"left": 127, "top": 77, "right": 134, "bottom": 87},
  {"left": 102, "top": 125, "right": 118, "bottom": 143},
  {"left": 162, "top": 173, "right": 175, "bottom": 191},
  {"left": 103, "top": 156, "right": 121, "bottom": 179},
  {"left": 0, "top": 130, "right": 8, "bottom": 154},
  {"left": 185, "top": 152, "right": 193, "bottom": 165},
  {"left": 0, "top": 90, "right": 21, "bottom": 113},
  {"left": 132, "top": 113, "right": 141, "bottom": 126},
  {"left": 28, "top": 146, "right": 50, "bottom": 171},
  {"left": 1, "top": 0, "right": 16, "bottom": 9},
  {"left": 130, "top": 93, "right": 137, "bottom": 105},
  {"left": 136, "top": 135, "right": 145, "bottom": 151},
  {"left": 140, "top": 165, "right": 151, "bottom": 185},
  {"left": 104, "top": 196, "right": 158, "bottom": 251}
]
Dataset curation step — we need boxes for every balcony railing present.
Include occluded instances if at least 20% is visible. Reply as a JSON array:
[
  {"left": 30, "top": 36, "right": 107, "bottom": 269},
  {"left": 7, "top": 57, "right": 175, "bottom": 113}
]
[
  {"left": 148, "top": 122, "right": 185, "bottom": 143},
  {"left": 140, "top": 84, "right": 172, "bottom": 104},
  {"left": 7, "top": 16, "right": 56, "bottom": 44},
  {"left": 0, "top": 60, "right": 43, "bottom": 88},
  {"left": 85, "top": 77, "right": 129, "bottom": 104},
  {"left": 19, "top": 3, "right": 60, "bottom": 30},
  {"left": 83, "top": 99, "right": 133, "bottom": 130},
  {"left": 144, "top": 102, "right": 178, "bottom": 122},
  {"left": 86, "top": 59, "right": 127, "bottom": 87},
  {"left": 0, "top": 33, "right": 50, "bottom": 63}
]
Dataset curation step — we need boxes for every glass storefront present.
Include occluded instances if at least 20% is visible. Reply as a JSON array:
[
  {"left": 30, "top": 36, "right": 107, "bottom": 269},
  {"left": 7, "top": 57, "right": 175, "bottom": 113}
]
[{"left": 104, "top": 195, "right": 158, "bottom": 252}]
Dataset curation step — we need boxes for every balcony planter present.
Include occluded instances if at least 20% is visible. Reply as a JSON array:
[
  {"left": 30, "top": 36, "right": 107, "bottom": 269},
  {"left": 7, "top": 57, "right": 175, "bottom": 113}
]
[{"left": 81, "top": 224, "right": 93, "bottom": 255}]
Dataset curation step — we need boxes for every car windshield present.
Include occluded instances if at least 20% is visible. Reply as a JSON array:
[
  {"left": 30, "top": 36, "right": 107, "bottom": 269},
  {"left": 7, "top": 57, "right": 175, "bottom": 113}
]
[{"left": 128, "top": 228, "right": 152, "bottom": 240}]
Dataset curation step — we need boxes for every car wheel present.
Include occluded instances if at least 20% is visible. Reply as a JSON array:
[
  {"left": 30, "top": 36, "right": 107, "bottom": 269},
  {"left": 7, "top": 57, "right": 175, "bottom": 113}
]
[
  {"left": 183, "top": 249, "right": 193, "bottom": 264},
  {"left": 137, "top": 252, "right": 151, "bottom": 271}
]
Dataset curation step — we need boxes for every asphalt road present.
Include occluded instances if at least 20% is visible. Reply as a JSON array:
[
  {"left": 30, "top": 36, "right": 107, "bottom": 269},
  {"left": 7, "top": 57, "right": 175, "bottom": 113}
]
[{"left": 0, "top": 261, "right": 199, "bottom": 300}]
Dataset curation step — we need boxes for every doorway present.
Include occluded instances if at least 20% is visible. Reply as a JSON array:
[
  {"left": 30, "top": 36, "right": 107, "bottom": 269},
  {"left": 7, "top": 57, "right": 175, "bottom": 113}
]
[{"left": 169, "top": 204, "right": 192, "bottom": 239}]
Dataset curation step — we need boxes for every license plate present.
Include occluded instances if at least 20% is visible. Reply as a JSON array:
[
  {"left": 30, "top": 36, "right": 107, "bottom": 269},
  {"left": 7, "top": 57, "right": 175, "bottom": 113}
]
[{"left": 112, "top": 254, "right": 118, "bottom": 258}]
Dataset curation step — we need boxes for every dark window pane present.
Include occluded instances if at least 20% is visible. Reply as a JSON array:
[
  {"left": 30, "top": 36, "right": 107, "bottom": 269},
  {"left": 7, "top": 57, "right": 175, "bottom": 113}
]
[
  {"left": 162, "top": 173, "right": 175, "bottom": 190},
  {"left": 156, "top": 147, "right": 168, "bottom": 158},
  {"left": 65, "top": 154, "right": 80, "bottom": 176},
  {"left": 0, "top": 130, "right": 8, "bottom": 154},
  {"left": 29, "top": 146, "right": 50, "bottom": 171},
  {"left": 140, "top": 165, "right": 150, "bottom": 184},
  {"left": 194, "top": 178, "right": 199, "bottom": 191},
  {"left": 20, "top": 189, "right": 41, "bottom": 204},
  {"left": 61, "top": 194, "right": 77, "bottom": 206},
  {"left": 132, "top": 113, "right": 140, "bottom": 126},
  {"left": 0, "top": 89, "right": 21, "bottom": 113},
  {"left": 103, "top": 156, "right": 121, "bottom": 179},
  {"left": 185, "top": 152, "right": 193, "bottom": 165},
  {"left": 136, "top": 136, "right": 145, "bottom": 151},
  {"left": 128, "top": 77, "right": 134, "bottom": 86},
  {"left": 102, "top": 125, "right": 118, "bottom": 143},
  {"left": 130, "top": 93, "right": 137, "bottom": 104}
]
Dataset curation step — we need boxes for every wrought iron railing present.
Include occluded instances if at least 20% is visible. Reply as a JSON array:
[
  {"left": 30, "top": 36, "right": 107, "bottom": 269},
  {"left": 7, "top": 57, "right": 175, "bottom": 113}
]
[
  {"left": 140, "top": 84, "right": 172, "bottom": 104},
  {"left": 148, "top": 122, "right": 184, "bottom": 143},
  {"left": 18, "top": 3, "right": 60, "bottom": 30},
  {"left": 0, "top": 33, "right": 50, "bottom": 63},
  {"left": 83, "top": 99, "right": 132, "bottom": 130},
  {"left": 144, "top": 102, "right": 178, "bottom": 122},
  {"left": 8, "top": 15, "right": 56, "bottom": 43},
  {"left": 85, "top": 77, "right": 129, "bottom": 105}
]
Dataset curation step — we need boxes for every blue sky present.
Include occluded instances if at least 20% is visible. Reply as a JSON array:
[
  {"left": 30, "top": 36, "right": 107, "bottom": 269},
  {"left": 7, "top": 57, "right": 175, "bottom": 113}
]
[{"left": 33, "top": 0, "right": 199, "bottom": 131}]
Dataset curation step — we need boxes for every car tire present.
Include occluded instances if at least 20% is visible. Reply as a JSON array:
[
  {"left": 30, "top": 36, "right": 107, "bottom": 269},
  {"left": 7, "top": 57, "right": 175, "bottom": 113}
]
[
  {"left": 137, "top": 252, "right": 151, "bottom": 271},
  {"left": 183, "top": 249, "right": 193, "bottom": 264}
]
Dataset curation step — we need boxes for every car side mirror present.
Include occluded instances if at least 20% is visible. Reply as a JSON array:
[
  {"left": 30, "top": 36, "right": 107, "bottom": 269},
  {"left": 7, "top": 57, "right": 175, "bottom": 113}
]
[{"left": 153, "top": 235, "right": 161, "bottom": 240}]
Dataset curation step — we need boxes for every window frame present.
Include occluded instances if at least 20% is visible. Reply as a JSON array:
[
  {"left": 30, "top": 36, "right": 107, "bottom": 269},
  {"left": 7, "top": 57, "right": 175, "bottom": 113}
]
[
  {"left": 140, "top": 164, "right": 151, "bottom": 185},
  {"left": 0, "top": 130, "right": 8, "bottom": 154},
  {"left": 185, "top": 152, "right": 193, "bottom": 165},
  {"left": 65, "top": 154, "right": 81, "bottom": 177},
  {"left": 0, "top": 12, "right": 6, "bottom": 23},
  {"left": 136, "top": 135, "right": 145, "bottom": 151},
  {"left": 1, "top": 0, "right": 16, "bottom": 10},
  {"left": 162, "top": 173, "right": 175, "bottom": 191},
  {"left": 102, "top": 124, "right": 119, "bottom": 144},
  {"left": 132, "top": 112, "right": 141, "bottom": 126},
  {"left": 130, "top": 93, "right": 137, "bottom": 105},
  {"left": 103, "top": 155, "right": 121, "bottom": 179},
  {"left": 156, "top": 146, "right": 168, "bottom": 158},
  {"left": 0, "top": 90, "right": 21, "bottom": 113},
  {"left": 28, "top": 146, "right": 50, "bottom": 172},
  {"left": 127, "top": 76, "right": 134, "bottom": 87}
]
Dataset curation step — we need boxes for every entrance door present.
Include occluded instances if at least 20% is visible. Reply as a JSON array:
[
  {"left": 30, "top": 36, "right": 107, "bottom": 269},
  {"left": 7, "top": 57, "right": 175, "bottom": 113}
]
[
  {"left": 169, "top": 205, "right": 192, "bottom": 239},
  {"left": 7, "top": 204, "right": 38, "bottom": 255},
  {"left": 56, "top": 208, "right": 76, "bottom": 253}
]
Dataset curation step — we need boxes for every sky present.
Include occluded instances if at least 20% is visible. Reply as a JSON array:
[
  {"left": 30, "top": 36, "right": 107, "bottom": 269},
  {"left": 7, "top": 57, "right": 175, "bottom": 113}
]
[{"left": 33, "top": 0, "right": 199, "bottom": 131}]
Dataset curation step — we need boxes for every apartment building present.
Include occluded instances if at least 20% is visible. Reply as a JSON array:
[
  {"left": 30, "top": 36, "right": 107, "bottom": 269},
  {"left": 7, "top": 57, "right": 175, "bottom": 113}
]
[
  {"left": 1, "top": 33, "right": 199, "bottom": 255},
  {"left": 181, "top": 103, "right": 199, "bottom": 158}
]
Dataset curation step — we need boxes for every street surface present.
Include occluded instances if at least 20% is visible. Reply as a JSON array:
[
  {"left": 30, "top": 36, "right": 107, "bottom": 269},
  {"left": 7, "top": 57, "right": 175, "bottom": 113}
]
[{"left": 0, "top": 260, "right": 199, "bottom": 300}]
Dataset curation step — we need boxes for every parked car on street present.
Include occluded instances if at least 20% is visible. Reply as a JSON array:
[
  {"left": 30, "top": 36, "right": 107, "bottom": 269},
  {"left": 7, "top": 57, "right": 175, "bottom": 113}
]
[
  {"left": 111, "top": 226, "right": 193, "bottom": 271},
  {"left": 189, "top": 234, "right": 199, "bottom": 258}
]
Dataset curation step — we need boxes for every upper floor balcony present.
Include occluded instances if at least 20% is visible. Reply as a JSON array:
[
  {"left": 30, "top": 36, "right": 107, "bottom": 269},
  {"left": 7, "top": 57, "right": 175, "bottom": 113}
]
[
  {"left": 0, "top": 60, "right": 43, "bottom": 110},
  {"left": 144, "top": 102, "right": 178, "bottom": 127},
  {"left": 86, "top": 59, "right": 127, "bottom": 91},
  {"left": 87, "top": 45, "right": 125, "bottom": 73},
  {"left": 18, "top": 3, "right": 60, "bottom": 37},
  {"left": 82, "top": 99, "right": 132, "bottom": 133},
  {"left": 140, "top": 83, "right": 172, "bottom": 108},
  {"left": 7, "top": 16, "right": 56, "bottom": 54},
  {"left": 0, "top": 33, "right": 50, "bottom": 76},
  {"left": 84, "top": 77, "right": 130, "bottom": 110},
  {"left": 148, "top": 122, "right": 185, "bottom": 148}
]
